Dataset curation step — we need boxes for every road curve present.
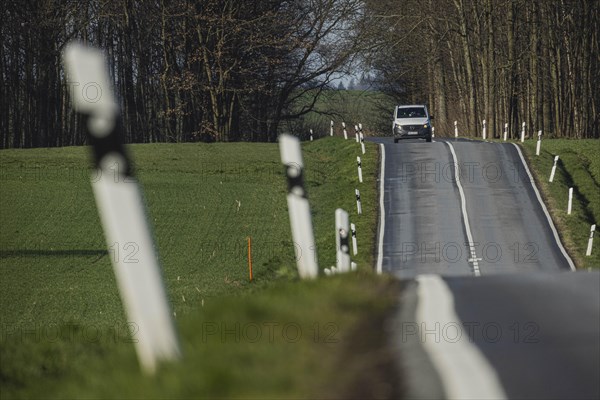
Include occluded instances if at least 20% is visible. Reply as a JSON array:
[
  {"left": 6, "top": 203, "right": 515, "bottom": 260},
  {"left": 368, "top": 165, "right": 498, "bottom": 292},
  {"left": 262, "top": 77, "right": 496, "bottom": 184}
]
[{"left": 368, "top": 137, "right": 598, "bottom": 399}]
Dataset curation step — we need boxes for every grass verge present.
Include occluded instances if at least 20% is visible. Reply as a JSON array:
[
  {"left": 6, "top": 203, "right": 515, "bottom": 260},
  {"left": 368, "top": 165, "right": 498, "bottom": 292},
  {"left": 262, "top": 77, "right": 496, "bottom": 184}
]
[
  {"left": 0, "top": 137, "right": 398, "bottom": 398},
  {"left": 519, "top": 139, "right": 599, "bottom": 269}
]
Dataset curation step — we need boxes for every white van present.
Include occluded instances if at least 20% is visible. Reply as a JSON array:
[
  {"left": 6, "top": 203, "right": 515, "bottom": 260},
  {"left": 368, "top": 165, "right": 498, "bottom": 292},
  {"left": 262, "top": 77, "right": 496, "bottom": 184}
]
[{"left": 392, "top": 105, "right": 433, "bottom": 143}]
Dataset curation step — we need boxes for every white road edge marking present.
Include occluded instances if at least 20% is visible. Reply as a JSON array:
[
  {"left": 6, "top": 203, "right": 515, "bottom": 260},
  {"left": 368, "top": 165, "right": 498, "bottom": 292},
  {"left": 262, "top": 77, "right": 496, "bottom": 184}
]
[
  {"left": 445, "top": 141, "right": 481, "bottom": 276},
  {"left": 511, "top": 144, "right": 576, "bottom": 271},
  {"left": 376, "top": 143, "right": 386, "bottom": 274},
  {"left": 416, "top": 274, "right": 507, "bottom": 400}
]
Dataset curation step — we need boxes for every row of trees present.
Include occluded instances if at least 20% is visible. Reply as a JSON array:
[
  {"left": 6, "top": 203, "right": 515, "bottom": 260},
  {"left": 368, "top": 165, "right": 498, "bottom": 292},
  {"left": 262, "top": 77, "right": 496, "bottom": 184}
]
[
  {"left": 364, "top": 0, "right": 599, "bottom": 139},
  {"left": 1, "top": 0, "right": 363, "bottom": 148},
  {"left": 1, "top": 0, "right": 598, "bottom": 148}
]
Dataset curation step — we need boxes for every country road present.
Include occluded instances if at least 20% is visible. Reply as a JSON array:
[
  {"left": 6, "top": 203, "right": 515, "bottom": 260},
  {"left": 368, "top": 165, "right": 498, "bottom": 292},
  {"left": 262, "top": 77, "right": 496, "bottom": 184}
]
[
  {"left": 372, "top": 137, "right": 574, "bottom": 277},
  {"left": 368, "top": 137, "right": 599, "bottom": 399}
]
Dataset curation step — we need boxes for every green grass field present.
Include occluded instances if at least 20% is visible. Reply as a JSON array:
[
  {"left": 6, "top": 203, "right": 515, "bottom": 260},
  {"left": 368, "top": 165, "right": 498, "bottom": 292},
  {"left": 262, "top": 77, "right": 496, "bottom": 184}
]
[
  {"left": 3, "top": 130, "right": 595, "bottom": 397},
  {"left": 0, "top": 137, "right": 398, "bottom": 398},
  {"left": 519, "top": 139, "right": 599, "bottom": 269}
]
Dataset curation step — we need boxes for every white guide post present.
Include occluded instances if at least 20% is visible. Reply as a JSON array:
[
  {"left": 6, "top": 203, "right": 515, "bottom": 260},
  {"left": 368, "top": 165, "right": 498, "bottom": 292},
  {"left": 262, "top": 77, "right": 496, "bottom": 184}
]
[
  {"left": 357, "top": 156, "right": 363, "bottom": 183},
  {"left": 350, "top": 223, "right": 358, "bottom": 256},
  {"left": 358, "top": 122, "right": 365, "bottom": 154},
  {"left": 354, "top": 125, "right": 359, "bottom": 143},
  {"left": 342, "top": 122, "right": 348, "bottom": 140},
  {"left": 360, "top": 132, "right": 366, "bottom": 155},
  {"left": 335, "top": 209, "right": 351, "bottom": 272},
  {"left": 309, "top": 129, "right": 313, "bottom": 141},
  {"left": 549, "top": 155, "right": 559, "bottom": 182},
  {"left": 521, "top": 122, "right": 526, "bottom": 142},
  {"left": 482, "top": 119, "right": 487, "bottom": 140},
  {"left": 355, "top": 188, "right": 362, "bottom": 215},
  {"left": 567, "top": 187, "right": 573, "bottom": 215},
  {"left": 503, "top": 123, "right": 508, "bottom": 141},
  {"left": 330, "top": 120, "right": 334, "bottom": 136},
  {"left": 432, "top": 126, "right": 435, "bottom": 138},
  {"left": 586, "top": 224, "right": 596, "bottom": 256},
  {"left": 535, "top": 130, "right": 542, "bottom": 156},
  {"left": 62, "top": 42, "right": 180, "bottom": 374},
  {"left": 454, "top": 120, "right": 458, "bottom": 138},
  {"left": 279, "top": 134, "right": 319, "bottom": 279}
]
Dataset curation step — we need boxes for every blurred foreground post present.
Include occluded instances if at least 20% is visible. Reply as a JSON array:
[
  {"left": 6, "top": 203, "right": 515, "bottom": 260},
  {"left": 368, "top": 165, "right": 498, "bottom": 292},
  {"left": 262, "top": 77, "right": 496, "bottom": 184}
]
[
  {"left": 279, "top": 134, "right": 319, "bottom": 279},
  {"left": 63, "top": 42, "right": 180, "bottom": 374}
]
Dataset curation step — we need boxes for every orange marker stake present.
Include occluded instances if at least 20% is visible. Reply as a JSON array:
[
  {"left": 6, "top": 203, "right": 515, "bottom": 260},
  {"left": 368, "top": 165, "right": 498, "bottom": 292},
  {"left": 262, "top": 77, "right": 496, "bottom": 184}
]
[{"left": 247, "top": 237, "right": 253, "bottom": 282}]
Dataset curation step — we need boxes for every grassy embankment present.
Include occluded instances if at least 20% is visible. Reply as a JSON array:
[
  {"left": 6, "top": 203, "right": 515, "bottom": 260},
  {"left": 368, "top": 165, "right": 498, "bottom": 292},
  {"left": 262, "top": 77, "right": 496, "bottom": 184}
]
[
  {"left": 0, "top": 137, "right": 400, "bottom": 398},
  {"left": 519, "top": 139, "right": 599, "bottom": 269}
]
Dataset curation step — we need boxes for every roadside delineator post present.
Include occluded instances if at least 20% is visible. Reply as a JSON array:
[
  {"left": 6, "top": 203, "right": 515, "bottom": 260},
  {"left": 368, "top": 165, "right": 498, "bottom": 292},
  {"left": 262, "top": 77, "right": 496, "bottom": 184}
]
[
  {"left": 360, "top": 132, "right": 366, "bottom": 155},
  {"left": 520, "top": 122, "right": 526, "bottom": 143},
  {"left": 586, "top": 224, "right": 596, "bottom": 256},
  {"left": 330, "top": 120, "right": 334, "bottom": 137},
  {"left": 567, "top": 187, "right": 573, "bottom": 215},
  {"left": 342, "top": 122, "right": 348, "bottom": 140},
  {"left": 335, "top": 209, "right": 351, "bottom": 273},
  {"left": 355, "top": 188, "right": 362, "bottom": 215},
  {"left": 482, "top": 119, "right": 487, "bottom": 140},
  {"left": 549, "top": 155, "right": 559, "bottom": 183},
  {"left": 310, "top": 129, "right": 313, "bottom": 141},
  {"left": 503, "top": 123, "right": 508, "bottom": 141},
  {"left": 63, "top": 42, "right": 180, "bottom": 374},
  {"left": 357, "top": 156, "right": 363, "bottom": 183},
  {"left": 432, "top": 126, "right": 435, "bottom": 138},
  {"left": 279, "top": 134, "right": 319, "bottom": 279},
  {"left": 354, "top": 125, "right": 359, "bottom": 143},
  {"left": 454, "top": 121, "right": 458, "bottom": 138},
  {"left": 351, "top": 223, "right": 358, "bottom": 256},
  {"left": 535, "top": 130, "right": 542, "bottom": 156}
]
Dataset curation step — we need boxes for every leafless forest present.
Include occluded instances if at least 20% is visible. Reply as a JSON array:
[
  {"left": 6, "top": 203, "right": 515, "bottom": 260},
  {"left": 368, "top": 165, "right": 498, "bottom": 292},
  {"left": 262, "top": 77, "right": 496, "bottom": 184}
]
[
  {"left": 1, "top": 0, "right": 598, "bottom": 148},
  {"left": 366, "top": 0, "right": 599, "bottom": 139}
]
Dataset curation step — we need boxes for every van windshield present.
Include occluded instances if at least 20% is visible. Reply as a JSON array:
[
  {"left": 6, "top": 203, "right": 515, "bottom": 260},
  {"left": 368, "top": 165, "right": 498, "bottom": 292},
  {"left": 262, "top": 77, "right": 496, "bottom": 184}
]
[{"left": 397, "top": 107, "right": 426, "bottom": 118}]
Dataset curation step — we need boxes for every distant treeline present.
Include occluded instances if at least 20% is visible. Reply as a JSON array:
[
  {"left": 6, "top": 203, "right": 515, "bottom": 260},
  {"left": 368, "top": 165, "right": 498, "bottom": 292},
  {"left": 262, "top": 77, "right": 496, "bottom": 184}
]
[
  {"left": 0, "top": 0, "right": 363, "bottom": 148},
  {"left": 1, "top": 0, "right": 598, "bottom": 149}
]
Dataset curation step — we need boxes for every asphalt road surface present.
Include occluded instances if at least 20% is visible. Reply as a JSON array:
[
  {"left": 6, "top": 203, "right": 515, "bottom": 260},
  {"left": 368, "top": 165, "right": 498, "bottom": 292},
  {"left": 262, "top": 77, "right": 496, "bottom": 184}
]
[{"left": 369, "top": 137, "right": 599, "bottom": 400}]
